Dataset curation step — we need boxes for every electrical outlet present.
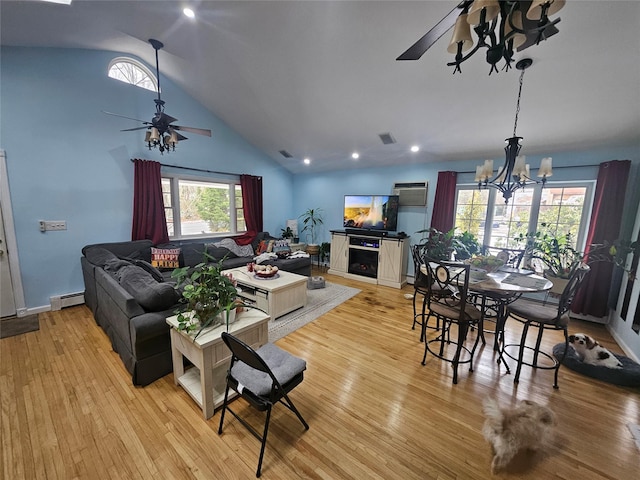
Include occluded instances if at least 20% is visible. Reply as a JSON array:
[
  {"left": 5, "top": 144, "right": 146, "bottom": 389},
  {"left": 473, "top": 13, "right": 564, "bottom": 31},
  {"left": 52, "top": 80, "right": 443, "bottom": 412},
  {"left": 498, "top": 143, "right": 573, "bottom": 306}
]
[{"left": 39, "top": 220, "right": 67, "bottom": 232}]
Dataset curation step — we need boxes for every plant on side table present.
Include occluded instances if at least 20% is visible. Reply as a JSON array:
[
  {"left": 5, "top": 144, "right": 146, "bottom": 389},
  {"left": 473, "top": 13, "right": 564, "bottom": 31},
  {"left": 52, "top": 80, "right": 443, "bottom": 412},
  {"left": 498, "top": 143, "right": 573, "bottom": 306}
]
[
  {"left": 280, "top": 226, "right": 295, "bottom": 243},
  {"left": 171, "top": 255, "right": 242, "bottom": 338},
  {"left": 415, "top": 227, "right": 457, "bottom": 261}
]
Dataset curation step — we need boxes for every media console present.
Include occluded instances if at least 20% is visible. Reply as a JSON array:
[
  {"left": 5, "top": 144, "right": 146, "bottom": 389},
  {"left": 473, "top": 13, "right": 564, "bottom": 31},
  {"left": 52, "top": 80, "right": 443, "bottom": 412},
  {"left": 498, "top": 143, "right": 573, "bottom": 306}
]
[{"left": 328, "top": 230, "right": 409, "bottom": 289}]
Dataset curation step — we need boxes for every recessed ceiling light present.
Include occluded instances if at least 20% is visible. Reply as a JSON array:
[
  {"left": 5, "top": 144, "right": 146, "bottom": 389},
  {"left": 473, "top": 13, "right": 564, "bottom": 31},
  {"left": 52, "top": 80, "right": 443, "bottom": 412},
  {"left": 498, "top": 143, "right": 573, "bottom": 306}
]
[
  {"left": 40, "top": 0, "right": 73, "bottom": 4},
  {"left": 352, "top": 152, "right": 360, "bottom": 160},
  {"left": 303, "top": 158, "right": 311, "bottom": 165},
  {"left": 411, "top": 145, "right": 420, "bottom": 153},
  {"left": 183, "top": 8, "right": 195, "bottom": 18}
]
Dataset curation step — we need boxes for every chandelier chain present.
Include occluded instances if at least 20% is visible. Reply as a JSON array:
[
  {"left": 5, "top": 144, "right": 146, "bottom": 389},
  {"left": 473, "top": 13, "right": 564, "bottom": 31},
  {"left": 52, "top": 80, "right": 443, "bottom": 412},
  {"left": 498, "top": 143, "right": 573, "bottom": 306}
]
[{"left": 513, "top": 67, "right": 526, "bottom": 137}]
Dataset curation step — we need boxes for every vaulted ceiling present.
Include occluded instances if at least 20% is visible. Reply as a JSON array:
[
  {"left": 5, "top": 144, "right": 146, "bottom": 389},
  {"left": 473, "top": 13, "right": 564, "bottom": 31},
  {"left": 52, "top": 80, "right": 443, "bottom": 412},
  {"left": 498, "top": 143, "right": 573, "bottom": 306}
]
[{"left": 2, "top": 1, "right": 639, "bottom": 174}]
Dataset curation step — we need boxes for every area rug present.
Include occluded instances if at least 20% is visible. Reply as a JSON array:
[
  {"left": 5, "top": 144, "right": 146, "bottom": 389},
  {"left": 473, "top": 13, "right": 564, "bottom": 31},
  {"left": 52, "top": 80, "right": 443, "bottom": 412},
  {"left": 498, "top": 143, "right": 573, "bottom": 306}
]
[{"left": 268, "top": 282, "right": 360, "bottom": 342}]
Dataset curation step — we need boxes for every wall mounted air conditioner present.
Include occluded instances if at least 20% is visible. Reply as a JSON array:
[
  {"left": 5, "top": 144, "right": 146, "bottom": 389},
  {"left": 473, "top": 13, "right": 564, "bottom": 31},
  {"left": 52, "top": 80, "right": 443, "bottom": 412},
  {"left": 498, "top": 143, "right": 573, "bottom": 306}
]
[{"left": 392, "top": 181, "right": 428, "bottom": 206}]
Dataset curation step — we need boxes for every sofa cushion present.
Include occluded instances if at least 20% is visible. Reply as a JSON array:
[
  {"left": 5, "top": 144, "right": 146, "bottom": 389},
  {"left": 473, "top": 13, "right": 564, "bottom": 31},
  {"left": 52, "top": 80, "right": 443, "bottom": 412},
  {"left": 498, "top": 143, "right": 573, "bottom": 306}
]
[
  {"left": 179, "top": 243, "right": 208, "bottom": 267},
  {"left": 206, "top": 244, "right": 237, "bottom": 260},
  {"left": 151, "top": 247, "right": 181, "bottom": 270},
  {"left": 129, "top": 259, "right": 164, "bottom": 282},
  {"left": 116, "top": 264, "right": 180, "bottom": 311},
  {"left": 82, "top": 239, "right": 153, "bottom": 261},
  {"left": 85, "top": 246, "right": 120, "bottom": 267}
]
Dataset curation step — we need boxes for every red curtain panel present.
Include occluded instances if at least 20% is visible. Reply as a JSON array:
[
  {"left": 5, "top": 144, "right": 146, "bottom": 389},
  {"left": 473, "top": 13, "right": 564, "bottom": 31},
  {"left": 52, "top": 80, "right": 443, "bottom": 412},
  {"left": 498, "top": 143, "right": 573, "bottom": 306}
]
[
  {"left": 430, "top": 171, "right": 458, "bottom": 233},
  {"left": 572, "top": 160, "right": 631, "bottom": 317},
  {"left": 234, "top": 174, "right": 263, "bottom": 246},
  {"left": 131, "top": 159, "right": 169, "bottom": 245}
]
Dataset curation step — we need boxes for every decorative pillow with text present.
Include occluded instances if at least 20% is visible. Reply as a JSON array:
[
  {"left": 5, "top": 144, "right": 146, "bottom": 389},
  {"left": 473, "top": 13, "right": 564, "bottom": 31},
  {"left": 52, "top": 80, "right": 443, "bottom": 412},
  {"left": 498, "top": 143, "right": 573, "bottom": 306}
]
[{"left": 151, "top": 247, "right": 181, "bottom": 270}]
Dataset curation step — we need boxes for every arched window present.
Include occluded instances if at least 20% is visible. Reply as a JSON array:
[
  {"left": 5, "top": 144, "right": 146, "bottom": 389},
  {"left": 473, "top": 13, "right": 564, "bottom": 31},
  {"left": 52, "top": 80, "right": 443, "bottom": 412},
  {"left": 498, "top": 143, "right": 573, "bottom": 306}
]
[{"left": 108, "top": 57, "right": 158, "bottom": 92}]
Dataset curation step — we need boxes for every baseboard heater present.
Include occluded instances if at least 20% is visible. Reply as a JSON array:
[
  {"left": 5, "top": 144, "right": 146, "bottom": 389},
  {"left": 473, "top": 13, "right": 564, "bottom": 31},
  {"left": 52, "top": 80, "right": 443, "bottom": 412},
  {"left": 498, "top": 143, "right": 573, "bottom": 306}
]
[{"left": 50, "top": 292, "right": 85, "bottom": 311}]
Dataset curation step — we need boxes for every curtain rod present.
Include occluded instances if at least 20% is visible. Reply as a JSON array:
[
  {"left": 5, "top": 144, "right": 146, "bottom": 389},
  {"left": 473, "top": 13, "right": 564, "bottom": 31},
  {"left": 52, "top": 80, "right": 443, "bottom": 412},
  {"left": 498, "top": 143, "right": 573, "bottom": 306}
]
[
  {"left": 130, "top": 158, "right": 243, "bottom": 177},
  {"left": 457, "top": 163, "right": 602, "bottom": 175}
]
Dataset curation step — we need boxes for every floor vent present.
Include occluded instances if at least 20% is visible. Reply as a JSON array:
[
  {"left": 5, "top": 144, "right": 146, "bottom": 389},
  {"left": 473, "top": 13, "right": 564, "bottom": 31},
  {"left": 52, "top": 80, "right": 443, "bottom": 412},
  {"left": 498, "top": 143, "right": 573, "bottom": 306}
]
[
  {"left": 50, "top": 292, "right": 85, "bottom": 311},
  {"left": 379, "top": 132, "right": 397, "bottom": 145}
]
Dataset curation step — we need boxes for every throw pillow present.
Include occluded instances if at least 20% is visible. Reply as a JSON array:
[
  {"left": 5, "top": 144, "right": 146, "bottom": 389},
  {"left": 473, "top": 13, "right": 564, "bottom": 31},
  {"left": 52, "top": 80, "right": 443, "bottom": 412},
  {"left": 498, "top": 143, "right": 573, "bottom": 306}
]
[
  {"left": 256, "top": 240, "right": 269, "bottom": 255},
  {"left": 116, "top": 264, "right": 180, "bottom": 312},
  {"left": 151, "top": 247, "right": 181, "bottom": 270}
]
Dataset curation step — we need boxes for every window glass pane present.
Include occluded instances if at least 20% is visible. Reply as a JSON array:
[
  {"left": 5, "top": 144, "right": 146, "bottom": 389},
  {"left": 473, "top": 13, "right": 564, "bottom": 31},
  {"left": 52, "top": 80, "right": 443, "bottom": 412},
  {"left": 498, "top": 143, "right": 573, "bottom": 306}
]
[
  {"left": 178, "top": 180, "right": 231, "bottom": 235},
  {"left": 455, "top": 189, "right": 489, "bottom": 245},
  {"left": 537, "top": 186, "right": 587, "bottom": 247},
  {"left": 108, "top": 58, "right": 157, "bottom": 92},
  {"left": 491, "top": 187, "right": 534, "bottom": 248},
  {"left": 235, "top": 185, "right": 246, "bottom": 232},
  {"left": 161, "top": 179, "right": 174, "bottom": 236}
]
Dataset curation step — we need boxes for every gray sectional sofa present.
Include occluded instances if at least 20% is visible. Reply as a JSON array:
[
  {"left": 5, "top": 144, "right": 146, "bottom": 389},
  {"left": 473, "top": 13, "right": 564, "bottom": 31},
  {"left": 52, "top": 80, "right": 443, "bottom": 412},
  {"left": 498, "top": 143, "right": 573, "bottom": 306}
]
[{"left": 81, "top": 232, "right": 311, "bottom": 386}]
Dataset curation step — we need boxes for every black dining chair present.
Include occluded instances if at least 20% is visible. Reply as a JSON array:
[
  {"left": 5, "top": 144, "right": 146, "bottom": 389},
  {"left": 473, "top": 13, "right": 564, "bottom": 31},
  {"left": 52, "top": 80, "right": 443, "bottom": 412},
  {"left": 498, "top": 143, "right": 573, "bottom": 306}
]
[
  {"left": 421, "top": 258, "right": 482, "bottom": 384},
  {"left": 500, "top": 264, "right": 590, "bottom": 389},
  {"left": 411, "top": 243, "right": 440, "bottom": 341},
  {"left": 218, "top": 332, "right": 309, "bottom": 477}
]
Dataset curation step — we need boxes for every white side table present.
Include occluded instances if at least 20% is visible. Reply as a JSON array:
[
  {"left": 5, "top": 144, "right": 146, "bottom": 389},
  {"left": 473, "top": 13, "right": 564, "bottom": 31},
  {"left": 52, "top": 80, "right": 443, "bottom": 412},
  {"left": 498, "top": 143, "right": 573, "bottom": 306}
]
[{"left": 166, "top": 309, "right": 270, "bottom": 420}]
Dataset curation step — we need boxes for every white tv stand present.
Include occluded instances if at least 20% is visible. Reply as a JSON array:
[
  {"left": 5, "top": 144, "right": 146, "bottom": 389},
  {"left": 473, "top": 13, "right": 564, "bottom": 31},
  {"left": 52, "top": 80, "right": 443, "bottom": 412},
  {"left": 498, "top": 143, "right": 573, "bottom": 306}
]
[{"left": 328, "top": 230, "right": 409, "bottom": 289}]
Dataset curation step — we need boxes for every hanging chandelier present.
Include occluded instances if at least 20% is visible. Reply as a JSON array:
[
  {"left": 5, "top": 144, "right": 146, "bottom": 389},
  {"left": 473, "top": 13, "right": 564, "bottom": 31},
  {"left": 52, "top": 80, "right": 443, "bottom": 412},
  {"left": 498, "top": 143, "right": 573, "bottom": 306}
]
[
  {"left": 448, "top": 0, "right": 565, "bottom": 74},
  {"left": 474, "top": 58, "right": 553, "bottom": 203}
]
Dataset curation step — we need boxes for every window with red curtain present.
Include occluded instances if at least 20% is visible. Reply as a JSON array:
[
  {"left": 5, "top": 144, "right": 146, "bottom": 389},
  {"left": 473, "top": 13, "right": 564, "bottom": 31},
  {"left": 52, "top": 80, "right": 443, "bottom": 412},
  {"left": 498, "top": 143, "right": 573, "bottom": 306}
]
[
  {"left": 431, "top": 171, "right": 458, "bottom": 233},
  {"left": 572, "top": 160, "right": 631, "bottom": 317},
  {"left": 131, "top": 159, "right": 169, "bottom": 245}
]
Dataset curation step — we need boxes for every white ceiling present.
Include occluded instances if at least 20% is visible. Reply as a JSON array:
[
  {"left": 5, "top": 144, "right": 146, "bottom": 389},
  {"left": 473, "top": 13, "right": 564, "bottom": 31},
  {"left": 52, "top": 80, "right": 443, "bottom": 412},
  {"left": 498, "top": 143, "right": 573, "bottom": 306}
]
[{"left": 2, "top": 1, "right": 639, "bottom": 174}]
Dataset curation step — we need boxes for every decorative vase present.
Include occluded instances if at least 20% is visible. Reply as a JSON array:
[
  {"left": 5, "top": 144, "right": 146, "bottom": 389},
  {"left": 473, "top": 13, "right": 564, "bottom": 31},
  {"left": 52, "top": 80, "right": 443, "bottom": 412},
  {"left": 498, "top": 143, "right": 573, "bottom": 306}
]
[{"left": 194, "top": 302, "right": 224, "bottom": 329}]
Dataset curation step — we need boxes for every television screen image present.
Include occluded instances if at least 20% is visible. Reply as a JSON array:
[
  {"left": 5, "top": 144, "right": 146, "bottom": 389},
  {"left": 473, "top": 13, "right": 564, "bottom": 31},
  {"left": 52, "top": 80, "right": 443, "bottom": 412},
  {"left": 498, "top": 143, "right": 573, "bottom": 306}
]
[{"left": 343, "top": 195, "right": 399, "bottom": 232}]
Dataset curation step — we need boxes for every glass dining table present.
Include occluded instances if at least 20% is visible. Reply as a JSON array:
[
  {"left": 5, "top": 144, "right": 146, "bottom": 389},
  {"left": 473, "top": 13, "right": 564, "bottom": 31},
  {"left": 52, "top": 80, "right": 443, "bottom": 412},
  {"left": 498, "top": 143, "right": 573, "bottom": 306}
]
[{"left": 419, "top": 264, "right": 553, "bottom": 353}]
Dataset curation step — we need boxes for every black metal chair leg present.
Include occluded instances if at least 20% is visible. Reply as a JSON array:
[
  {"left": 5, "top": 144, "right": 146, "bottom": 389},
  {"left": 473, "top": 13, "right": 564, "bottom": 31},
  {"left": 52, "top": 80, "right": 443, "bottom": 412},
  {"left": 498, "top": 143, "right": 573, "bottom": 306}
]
[
  {"left": 255, "top": 406, "right": 273, "bottom": 477},
  {"left": 514, "top": 322, "right": 530, "bottom": 383}
]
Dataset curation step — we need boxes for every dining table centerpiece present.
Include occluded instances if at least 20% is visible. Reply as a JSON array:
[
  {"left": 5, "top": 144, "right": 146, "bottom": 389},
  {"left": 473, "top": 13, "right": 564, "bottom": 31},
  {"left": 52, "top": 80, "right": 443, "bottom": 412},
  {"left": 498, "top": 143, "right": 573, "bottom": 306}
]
[{"left": 171, "top": 255, "right": 242, "bottom": 338}]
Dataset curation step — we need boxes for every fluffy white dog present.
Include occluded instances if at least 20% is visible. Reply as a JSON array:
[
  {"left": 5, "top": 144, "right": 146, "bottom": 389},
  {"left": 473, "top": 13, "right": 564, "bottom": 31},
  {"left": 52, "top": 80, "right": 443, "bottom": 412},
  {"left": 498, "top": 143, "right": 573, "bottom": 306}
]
[
  {"left": 568, "top": 333, "right": 623, "bottom": 369},
  {"left": 482, "top": 397, "right": 556, "bottom": 473}
]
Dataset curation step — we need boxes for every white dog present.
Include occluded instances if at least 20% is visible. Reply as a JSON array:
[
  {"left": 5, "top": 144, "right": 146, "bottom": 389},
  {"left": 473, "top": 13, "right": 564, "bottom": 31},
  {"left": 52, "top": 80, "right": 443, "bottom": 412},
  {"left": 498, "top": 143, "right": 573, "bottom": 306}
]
[
  {"left": 568, "top": 333, "right": 623, "bottom": 369},
  {"left": 482, "top": 397, "right": 556, "bottom": 473}
]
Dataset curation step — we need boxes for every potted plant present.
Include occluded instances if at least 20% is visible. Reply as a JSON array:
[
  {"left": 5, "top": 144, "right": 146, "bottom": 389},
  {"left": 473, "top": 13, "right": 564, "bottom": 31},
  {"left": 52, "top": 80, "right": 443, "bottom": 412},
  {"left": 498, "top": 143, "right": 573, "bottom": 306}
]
[
  {"left": 514, "top": 227, "right": 584, "bottom": 293},
  {"left": 414, "top": 227, "right": 457, "bottom": 261},
  {"left": 280, "top": 226, "right": 295, "bottom": 244},
  {"left": 300, "top": 207, "right": 324, "bottom": 255},
  {"left": 453, "top": 230, "right": 481, "bottom": 260},
  {"left": 171, "top": 255, "right": 242, "bottom": 338}
]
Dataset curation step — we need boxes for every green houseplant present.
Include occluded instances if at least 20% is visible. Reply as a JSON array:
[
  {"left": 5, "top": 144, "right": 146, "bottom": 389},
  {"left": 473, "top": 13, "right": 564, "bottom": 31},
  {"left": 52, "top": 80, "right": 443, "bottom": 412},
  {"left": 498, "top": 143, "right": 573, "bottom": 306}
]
[
  {"left": 280, "top": 226, "right": 295, "bottom": 241},
  {"left": 319, "top": 241, "right": 331, "bottom": 265},
  {"left": 414, "top": 227, "right": 457, "bottom": 261},
  {"left": 300, "top": 208, "right": 324, "bottom": 255},
  {"left": 514, "top": 228, "right": 584, "bottom": 279},
  {"left": 453, "top": 230, "right": 481, "bottom": 260},
  {"left": 171, "top": 255, "right": 241, "bottom": 338}
]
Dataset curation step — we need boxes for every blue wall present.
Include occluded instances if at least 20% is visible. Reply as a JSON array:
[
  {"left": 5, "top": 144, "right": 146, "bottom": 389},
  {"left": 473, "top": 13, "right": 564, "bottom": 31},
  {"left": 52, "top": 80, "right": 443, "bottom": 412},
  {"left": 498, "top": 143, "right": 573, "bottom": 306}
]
[
  {"left": 292, "top": 148, "right": 640, "bottom": 248},
  {"left": 1, "top": 47, "right": 293, "bottom": 310}
]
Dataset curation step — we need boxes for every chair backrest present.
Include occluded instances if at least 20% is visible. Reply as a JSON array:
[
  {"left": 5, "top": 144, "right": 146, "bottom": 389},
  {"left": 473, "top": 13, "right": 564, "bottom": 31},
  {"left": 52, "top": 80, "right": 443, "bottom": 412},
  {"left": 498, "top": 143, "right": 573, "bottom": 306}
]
[
  {"left": 558, "top": 264, "right": 591, "bottom": 315},
  {"left": 423, "top": 258, "right": 471, "bottom": 320},
  {"left": 412, "top": 243, "right": 430, "bottom": 288},
  {"left": 481, "top": 245, "right": 526, "bottom": 268},
  {"left": 221, "top": 332, "right": 272, "bottom": 374}
]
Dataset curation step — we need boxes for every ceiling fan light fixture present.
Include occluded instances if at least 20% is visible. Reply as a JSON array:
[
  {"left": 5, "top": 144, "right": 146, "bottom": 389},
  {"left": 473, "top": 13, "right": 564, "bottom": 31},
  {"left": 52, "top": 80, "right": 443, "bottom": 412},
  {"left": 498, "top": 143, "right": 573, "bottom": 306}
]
[
  {"left": 447, "top": 13, "right": 474, "bottom": 53},
  {"left": 466, "top": 0, "right": 500, "bottom": 26},
  {"left": 149, "top": 127, "right": 160, "bottom": 142},
  {"left": 504, "top": 9, "right": 527, "bottom": 49}
]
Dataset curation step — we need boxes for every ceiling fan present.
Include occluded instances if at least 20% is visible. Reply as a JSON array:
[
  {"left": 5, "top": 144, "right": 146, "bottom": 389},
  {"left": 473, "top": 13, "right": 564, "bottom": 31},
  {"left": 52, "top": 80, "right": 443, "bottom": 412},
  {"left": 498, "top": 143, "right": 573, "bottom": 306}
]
[
  {"left": 104, "top": 38, "right": 212, "bottom": 153},
  {"left": 397, "top": 1, "right": 562, "bottom": 74}
]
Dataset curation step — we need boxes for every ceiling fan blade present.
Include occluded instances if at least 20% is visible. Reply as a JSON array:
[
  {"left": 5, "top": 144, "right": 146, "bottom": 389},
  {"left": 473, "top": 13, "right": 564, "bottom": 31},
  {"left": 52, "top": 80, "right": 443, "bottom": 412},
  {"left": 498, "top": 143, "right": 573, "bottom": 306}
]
[
  {"left": 172, "top": 125, "right": 212, "bottom": 137},
  {"left": 517, "top": 22, "right": 560, "bottom": 52},
  {"left": 175, "top": 132, "right": 189, "bottom": 141},
  {"left": 154, "top": 111, "right": 177, "bottom": 124},
  {"left": 121, "top": 126, "right": 150, "bottom": 132},
  {"left": 396, "top": 1, "right": 472, "bottom": 61},
  {"left": 102, "top": 110, "right": 148, "bottom": 124}
]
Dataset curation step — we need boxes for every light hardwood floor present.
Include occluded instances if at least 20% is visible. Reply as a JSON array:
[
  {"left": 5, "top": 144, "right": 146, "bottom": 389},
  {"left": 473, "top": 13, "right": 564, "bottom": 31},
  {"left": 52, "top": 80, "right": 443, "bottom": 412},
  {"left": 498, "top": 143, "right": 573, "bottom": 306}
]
[{"left": 1, "top": 269, "right": 639, "bottom": 479}]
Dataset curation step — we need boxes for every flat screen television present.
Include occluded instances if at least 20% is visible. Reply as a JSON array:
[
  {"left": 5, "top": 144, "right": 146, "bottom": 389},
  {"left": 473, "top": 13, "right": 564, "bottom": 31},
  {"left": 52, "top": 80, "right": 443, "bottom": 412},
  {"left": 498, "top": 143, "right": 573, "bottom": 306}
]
[{"left": 343, "top": 195, "right": 399, "bottom": 232}]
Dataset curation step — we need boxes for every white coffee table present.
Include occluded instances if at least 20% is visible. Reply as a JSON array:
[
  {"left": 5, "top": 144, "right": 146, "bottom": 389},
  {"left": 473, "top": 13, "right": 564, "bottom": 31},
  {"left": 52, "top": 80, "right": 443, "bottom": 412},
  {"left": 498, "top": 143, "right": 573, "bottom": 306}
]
[
  {"left": 224, "top": 267, "right": 308, "bottom": 319},
  {"left": 166, "top": 309, "right": 270, "bottom": 420}
]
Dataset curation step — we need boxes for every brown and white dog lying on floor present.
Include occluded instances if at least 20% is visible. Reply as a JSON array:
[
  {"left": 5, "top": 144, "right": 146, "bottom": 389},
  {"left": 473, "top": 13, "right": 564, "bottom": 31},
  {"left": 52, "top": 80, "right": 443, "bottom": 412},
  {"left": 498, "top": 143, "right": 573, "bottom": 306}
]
[{"left": 568, "top": 333, "right": 623, "bottom": 369}]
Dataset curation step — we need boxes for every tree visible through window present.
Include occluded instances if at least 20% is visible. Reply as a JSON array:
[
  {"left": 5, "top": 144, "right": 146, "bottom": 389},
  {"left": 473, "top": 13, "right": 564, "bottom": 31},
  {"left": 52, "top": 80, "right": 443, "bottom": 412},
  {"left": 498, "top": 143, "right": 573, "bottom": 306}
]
[
  {"left": 162, "top": 176, "right": 245, "bottom": 238},
  {"left": 108, "top": 57, "right": 157, "bottom": 92}
]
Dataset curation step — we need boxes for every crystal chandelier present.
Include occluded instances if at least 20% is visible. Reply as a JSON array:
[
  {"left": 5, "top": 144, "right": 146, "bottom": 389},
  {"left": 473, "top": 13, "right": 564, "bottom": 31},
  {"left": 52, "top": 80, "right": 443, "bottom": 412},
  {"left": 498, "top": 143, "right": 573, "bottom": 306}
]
[
  {"left": 474, "top": 58, "right": 553, "bottom": 203},
  {"left": 448, "top": 0, "right": 565, "bottom": 74}
]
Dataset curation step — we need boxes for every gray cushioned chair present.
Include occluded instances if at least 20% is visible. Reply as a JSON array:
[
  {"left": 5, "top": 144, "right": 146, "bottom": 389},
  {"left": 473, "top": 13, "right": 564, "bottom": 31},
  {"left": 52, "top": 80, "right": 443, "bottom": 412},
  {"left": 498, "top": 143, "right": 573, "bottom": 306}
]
[{"left": 218, "top": 333, "right": 309, "bottom": 477}]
